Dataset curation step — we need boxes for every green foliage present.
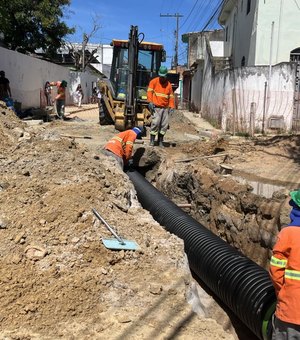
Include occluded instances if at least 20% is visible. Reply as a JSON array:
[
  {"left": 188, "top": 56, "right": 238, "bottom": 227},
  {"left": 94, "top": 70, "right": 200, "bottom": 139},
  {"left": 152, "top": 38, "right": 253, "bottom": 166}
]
[{"left": 0, "top": 0, "right": 75, "bottom": 56}]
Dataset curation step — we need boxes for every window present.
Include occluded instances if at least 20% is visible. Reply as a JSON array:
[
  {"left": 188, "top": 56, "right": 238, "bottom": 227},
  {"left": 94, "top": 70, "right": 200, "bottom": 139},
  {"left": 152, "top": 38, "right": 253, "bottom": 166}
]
[
  {"left": 290, "top": 48, "right": 300, "bottom": 62},
  {"left": 225, "top": 27, "right": 228, "bottom": 42},
  {"left": 247, "top": 0, "right": 251, "bottom": 14}
]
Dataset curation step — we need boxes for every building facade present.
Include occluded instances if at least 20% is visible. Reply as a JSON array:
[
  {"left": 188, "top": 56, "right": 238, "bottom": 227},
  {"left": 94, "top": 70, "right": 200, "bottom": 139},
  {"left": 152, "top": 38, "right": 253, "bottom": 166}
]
[
  {"left": 219, "top": 0, "right": 300, "bottom": 67},
  {"left": 182, "top": 30, "right": 228, "bottom": 111}
]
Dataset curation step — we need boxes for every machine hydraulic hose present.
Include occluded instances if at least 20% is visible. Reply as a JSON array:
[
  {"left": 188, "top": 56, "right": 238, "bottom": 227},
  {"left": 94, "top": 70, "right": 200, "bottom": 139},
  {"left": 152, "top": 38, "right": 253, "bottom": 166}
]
[{"left": 127, "top": 170, "right": 276, "bottom": 340}]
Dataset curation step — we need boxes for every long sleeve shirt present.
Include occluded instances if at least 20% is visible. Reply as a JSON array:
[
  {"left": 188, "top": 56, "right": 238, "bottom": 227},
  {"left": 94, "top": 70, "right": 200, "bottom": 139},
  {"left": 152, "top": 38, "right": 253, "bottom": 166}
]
[
  {"left": 147, "top": 77, "right": 175, "bottom": 109},
  {"left": 269, "top": 225, "right": 300, "bottom": 325}
]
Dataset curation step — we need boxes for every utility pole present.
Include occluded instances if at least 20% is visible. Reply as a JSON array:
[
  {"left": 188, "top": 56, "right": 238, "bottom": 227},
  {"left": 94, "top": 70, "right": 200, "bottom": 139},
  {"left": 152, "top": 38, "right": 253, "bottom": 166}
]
[{"left": 160, "top": 13, "right": 183, "bottom": 69}]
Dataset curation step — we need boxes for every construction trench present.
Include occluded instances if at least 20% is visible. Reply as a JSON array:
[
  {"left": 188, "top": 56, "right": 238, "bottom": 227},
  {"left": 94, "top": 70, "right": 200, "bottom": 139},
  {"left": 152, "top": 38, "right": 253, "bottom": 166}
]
[
  {"left": 2, "top": 106, "right": 298, "bottom": 339},
  {"left": 127, "top": 168, "right": 276, "bottom": 340},
  {"left": 124, "top": 134, "right": 298, "bottom": 339}
]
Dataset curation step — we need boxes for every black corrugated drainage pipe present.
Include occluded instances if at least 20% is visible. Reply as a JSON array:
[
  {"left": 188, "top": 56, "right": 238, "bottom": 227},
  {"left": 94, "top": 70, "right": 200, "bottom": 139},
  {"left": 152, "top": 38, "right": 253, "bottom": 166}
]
[{"left": 127, "top": 170, "right": 276, "bottom": 340}]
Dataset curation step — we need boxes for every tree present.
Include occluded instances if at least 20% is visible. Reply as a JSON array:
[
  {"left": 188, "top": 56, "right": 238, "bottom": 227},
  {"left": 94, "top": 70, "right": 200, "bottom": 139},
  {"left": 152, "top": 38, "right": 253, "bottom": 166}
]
[
  {"left": 0, "top": 0, "right": 75, "bottom": 56},
  {"left": 66, "top": 17, "right": 101, "bottom": 71}
]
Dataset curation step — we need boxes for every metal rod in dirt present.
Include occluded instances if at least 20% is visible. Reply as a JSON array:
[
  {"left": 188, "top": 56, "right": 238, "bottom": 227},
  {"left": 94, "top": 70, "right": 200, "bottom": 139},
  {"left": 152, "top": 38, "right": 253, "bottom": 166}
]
[{"left": 92, "top": 208, "right": 125, "bottom": 244}]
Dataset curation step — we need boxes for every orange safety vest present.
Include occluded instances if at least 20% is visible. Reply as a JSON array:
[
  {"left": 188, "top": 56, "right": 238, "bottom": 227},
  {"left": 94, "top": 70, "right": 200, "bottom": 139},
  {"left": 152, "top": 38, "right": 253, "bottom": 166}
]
[
  {"left": 147, "top": 77, "right": 175, "bottom": 109},
  {"left": 269, "top": 226, "right": 300, "bottom": 325},
  {"left": 104, "top": 130, "right": 137, "bottom": 163}
]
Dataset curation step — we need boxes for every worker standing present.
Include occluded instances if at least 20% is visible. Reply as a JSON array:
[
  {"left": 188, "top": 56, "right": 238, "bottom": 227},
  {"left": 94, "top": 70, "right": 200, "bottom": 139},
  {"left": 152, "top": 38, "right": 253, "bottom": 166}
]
[
  {"left": 0, "top": 71, "right": 12, "bottom": 101},
  {"left": 103, "top": 127, "right": 143, "bottom": 169},
  {"left": 147, "top": 66, "right": 175, "bottom": 147},
  {"left": 269, "top": 189, "right": 300, "bottom": 339},
  {"left": 50, "top": 80, "right": 67, "bottom": 120}
]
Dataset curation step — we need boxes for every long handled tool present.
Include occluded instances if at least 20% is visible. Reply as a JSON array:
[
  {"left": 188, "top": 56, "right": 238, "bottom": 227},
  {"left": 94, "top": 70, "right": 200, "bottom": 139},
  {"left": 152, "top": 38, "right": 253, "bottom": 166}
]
[{"left": 92, "top": 208, "right": 139, "bottom": 250}]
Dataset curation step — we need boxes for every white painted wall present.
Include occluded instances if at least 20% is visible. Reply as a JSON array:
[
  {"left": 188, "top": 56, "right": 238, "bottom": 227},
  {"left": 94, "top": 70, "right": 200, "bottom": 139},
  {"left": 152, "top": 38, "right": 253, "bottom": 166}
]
[
  {"left": 222, "top": 0, "right": 259, "bottom": 67},
  {"left": 188, "top": 34, "right": 296, "bottom": 132},
  {"left": 90, "top": 44, "right": 113, "bottom": 78},
  {"left": 201, "top": 62, "right": 295, "bottom": 132},
  {"left": 0, "top": 46, "right": 100, "bottom": 109},
  {"left": 256, "top": 0, "right": 300, "bottom": 65},
  {"left": 220, "top": 0, "right": 300, "bottom": 67},
  {"left": 223, "top": 8, "right": 235, "bottom": 58},
  {"left": 210, "top": 41, "right": 224, "bottom": 57},
  {"left": 234, "top": 0, "right": 258, "bottom": 67}
]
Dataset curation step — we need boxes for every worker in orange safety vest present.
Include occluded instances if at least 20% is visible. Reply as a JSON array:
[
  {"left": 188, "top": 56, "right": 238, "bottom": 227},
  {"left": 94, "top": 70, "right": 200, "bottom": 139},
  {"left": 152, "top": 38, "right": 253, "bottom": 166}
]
[
  {"left": 103, "top": 127, "right": 143, "bottom": 169},
  {"left": 269, "top": 189, "right": 300, "bottom": 339},
  {"left": 147, "top": 66, "right": 175, "bottom": 147}
]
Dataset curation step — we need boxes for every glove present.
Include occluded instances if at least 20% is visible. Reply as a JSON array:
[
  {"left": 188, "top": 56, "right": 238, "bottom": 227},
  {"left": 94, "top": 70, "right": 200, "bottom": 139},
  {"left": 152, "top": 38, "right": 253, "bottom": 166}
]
[
  {"left": 127, "top": 158, "right": 134, "bottom": 172},
  {"left": 128, "top": 159, "right": 134, "bottom": 167},
  {"left": 148, "top": 102, "right": 155, "bottom": 111}
]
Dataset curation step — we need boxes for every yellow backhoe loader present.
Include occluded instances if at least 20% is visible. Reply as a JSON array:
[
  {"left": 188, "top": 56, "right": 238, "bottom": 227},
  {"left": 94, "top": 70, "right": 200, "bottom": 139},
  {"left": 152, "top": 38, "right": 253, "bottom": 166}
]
[{"left": 98, "top": 25, "right": 166, "bottom": 131}]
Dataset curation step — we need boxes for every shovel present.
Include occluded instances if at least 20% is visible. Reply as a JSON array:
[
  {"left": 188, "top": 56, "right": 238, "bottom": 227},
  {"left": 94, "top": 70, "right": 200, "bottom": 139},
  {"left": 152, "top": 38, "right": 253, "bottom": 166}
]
[{"left": 92, "top": 208, "right": 139, "bottom": 250}]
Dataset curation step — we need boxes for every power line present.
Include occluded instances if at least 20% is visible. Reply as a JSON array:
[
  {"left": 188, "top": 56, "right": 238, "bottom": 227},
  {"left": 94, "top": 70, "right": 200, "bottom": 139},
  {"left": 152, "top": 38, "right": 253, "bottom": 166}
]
[
  {"left": 185, "top": 0, "right": 209, "bottom": 33},
  {"left": 160, "top": 13, "right": 184, "bottom": 68},
  {"left": 178, "top": 0, "right": 225, "bottom": 66},
  {"left": 201, "top": 0, "right": 225, "bottom": 31},
  {"left": 179, "top": 0, "right": 199, "bottom": 30}
]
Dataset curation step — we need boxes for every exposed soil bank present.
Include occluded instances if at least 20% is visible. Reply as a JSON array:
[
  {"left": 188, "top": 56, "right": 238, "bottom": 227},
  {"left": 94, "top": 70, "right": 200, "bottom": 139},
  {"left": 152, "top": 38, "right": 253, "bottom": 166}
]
[{"left": 144, "top": 136, "right": 297, "bottom": 269}]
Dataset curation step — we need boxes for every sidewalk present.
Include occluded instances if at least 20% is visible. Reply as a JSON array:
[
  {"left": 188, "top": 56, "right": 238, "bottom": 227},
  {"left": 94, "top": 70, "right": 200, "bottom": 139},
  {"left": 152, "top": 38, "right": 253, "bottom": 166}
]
[
  {"left": 181, "top": 109, "right": 223, "bottom": 139},
  {"left": 65, "top": 103, "right": 99, "bottom": 122}
]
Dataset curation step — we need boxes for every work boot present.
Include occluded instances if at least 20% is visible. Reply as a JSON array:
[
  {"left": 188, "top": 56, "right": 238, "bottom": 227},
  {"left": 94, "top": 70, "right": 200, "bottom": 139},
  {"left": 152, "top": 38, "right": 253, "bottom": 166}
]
[
  {"left": 158, "top": 134, "right": 164, "bottom": 147},
  {"left": 150, "top": 134, "right": 155, "bottom": 146}
]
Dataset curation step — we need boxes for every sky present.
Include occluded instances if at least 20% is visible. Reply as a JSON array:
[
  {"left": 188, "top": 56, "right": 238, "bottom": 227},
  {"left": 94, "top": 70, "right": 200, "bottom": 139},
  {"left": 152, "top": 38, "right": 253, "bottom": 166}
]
[{"left": 63, "top": 0, "right": 223, "bottom": 68}]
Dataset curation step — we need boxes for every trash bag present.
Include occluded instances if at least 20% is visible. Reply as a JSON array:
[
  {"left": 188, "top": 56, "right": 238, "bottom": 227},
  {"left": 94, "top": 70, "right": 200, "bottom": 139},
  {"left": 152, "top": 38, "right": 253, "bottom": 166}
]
[{"left": 3, "top": 97, "right": 14, "bottom": 108}]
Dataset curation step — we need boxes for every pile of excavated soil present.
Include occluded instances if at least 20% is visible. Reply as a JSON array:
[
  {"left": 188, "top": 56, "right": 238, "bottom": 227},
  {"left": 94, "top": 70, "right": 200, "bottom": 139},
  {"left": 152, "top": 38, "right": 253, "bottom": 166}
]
[
  {"left": 0, "top": 101, "right": 27, "bottom": 150},
  {"left": 0, "top": 105, "right": 235, "bottom": 339}
]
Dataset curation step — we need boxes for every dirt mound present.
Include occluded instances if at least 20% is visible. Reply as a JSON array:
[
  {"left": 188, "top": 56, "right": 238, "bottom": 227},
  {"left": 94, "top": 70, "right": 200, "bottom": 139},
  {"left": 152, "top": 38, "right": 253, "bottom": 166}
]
[
  {"left": 0, "top": 107, "right": 234, "bottom": 339},
  {"left": 0, "top": 102, "right": 27, "bottom": 151}
]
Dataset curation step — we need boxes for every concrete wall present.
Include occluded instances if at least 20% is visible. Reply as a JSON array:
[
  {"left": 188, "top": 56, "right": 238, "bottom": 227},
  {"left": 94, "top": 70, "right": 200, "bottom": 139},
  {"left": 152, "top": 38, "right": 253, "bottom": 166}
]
[
  {"left": 183, "top": 30, "right": 224, "bottom": 68},
  {"left": 200, "top": 60, "right": 296, "bottom": 133},
  {"left": 257, "top": 0, "right": 300, "bottom": 65},
  {"left": 0, "top": 47, "right": 100, "bottom": 109},
  {"left": 210, "top": 41, "right": 224, "bottom": 57},
  {"left": 191, "top": 64, "right": 203, "bottom": 112},
  {"left": 187, "top": 35, "right": 204, "bottom": 67}
]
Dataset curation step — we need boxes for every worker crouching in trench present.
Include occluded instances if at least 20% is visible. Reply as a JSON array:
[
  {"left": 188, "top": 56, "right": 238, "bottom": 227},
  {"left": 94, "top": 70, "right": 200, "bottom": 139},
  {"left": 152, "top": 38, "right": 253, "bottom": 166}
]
[{"left": 102, "top": 127, "right": 143, "bottom": 169}]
